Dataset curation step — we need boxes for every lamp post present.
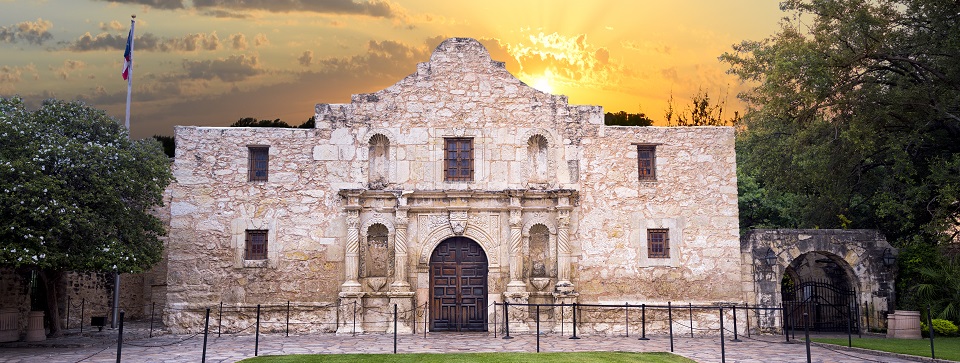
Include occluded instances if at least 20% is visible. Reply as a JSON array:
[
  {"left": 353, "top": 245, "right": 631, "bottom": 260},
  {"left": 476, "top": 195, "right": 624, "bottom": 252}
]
[{"left": 763, "top": 248, "right": 778, "bottom": 267}]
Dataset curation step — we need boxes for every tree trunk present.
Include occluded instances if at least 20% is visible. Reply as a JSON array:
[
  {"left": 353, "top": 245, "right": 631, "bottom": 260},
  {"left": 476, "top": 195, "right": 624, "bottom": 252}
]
[{"left": 38, "top": 269, "right": 64, "bottom": 338}]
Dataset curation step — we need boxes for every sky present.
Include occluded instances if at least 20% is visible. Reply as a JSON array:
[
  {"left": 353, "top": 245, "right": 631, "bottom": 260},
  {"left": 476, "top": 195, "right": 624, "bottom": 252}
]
[{"left": 0, "top": 0, "right": 786, "bottom": 139}]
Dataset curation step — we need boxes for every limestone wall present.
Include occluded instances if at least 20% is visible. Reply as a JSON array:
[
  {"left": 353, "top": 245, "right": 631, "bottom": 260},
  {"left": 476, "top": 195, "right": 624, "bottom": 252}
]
[{"left": 574, "top": 126, "right": 742, "bottom": 305}]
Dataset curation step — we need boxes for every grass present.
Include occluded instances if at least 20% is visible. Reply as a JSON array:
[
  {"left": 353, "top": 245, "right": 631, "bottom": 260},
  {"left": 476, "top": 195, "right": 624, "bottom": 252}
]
[
  {"left": 812, "top": 336, "right": 960, "bottom": 361},
  {"left": 239, "top": 352, "right": 696, "bottom": 363}
]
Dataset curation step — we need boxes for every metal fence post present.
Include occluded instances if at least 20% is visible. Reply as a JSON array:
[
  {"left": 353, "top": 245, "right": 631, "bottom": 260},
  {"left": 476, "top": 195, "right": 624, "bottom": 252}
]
[
  {"left": 80, "top": 298, "right": 85, "bottom": 334},
  {"left": 393, "top": 304, "right": 398, "bottom": 354},
  {"left": 286, "top": 301, "right": 290, "bottom": 337},
  {"left": 218, "top": 301, "right": 223, "bottom": 337},
  {"left": 202, "top": 308, "right": 210, "bottom": 363},
  {"left": 255, "top": 304, "right": 261, "bottom": 356},
  {"left": 570, "top": 302, "right": 580, "bottom": 339},
  {"left": 782, "top": 302, "right": 789, "bottom": 343},
  {"left": 804, "top": 313, "right": 811, "bottom": 363},
  {"left": 424, "top": 304, "right": 428, "bottom": 339},
  {"left": 745, "top": 302, "right": 751, "bottom": 338},
  {"left": 668, "top": 301, "right": 674, "bottom": 352},
  {"left": 639, "top": 303, "right": 648, "bottom": 340},
  {"left": 625, "top": 302, "right": 629, "bottom": 338},
  {"left": 927, "top": 305, "right": 936, "bottom": 360},
  {"left": 846, "top": 302, "right": 852, "bottom": 347},
  {"left": 352, "top": 300, "right": 357, "bottom": 337},
  {"left": 503, "top": 301, "right": 512, "bottom": 339},
  {"left": 536, "top": 304, "right": 541, "bottom": 353},
  {"left": 148, "top": 302, "right": 155, "bottom": 338},
  {"left": 66, "top": 295, "right": 71, "bottom": 331},
  {"left": 116, "top": 311, "right": 124, "bottom": 363}
]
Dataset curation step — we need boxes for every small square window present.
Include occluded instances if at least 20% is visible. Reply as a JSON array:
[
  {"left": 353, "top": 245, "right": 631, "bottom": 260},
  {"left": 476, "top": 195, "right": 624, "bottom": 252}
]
[
  {"left": 648, "top": 229, "right": 669, "bottom": 258},
  {"left": 245, "top": 230, "right": 268, "bottom": 260},
  {"left": 636, "top": 145, "right": 656, "bottom": 181},
  {"left": 249, "top": 146, "right": 269, "bottom": 182},
  {"left": 444, "top": 138, "right": 473, "bottom": 182}
]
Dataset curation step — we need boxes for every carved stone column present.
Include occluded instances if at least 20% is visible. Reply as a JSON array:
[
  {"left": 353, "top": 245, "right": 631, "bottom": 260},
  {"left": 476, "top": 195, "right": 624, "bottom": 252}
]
[
  {"left": 341, "top": 191, "right": 362, "bottom": 293},
  {"left": 507, "top": 195, "right": 526, "bottom": 292},
  {"left": 555, "top": 196, "right": 574, "bottom": 293},
  {"left": 391, "top": 206, "right": 410, "bottom": 291}
]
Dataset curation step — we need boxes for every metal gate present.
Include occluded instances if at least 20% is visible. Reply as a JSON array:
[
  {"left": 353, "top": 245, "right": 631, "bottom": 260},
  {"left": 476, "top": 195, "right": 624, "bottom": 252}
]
[
  {"left": 783, "top": 279, "right": 858, "bottom": 332},
  {"left": 429, "top": 237, "right": 488, "bottom": 331}
]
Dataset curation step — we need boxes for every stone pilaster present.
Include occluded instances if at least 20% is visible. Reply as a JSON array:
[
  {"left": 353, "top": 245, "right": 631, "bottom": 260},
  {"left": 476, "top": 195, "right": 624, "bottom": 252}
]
[
  {"left": 341, "top": 192, "right": 362, "bottom": 293},
  {"left": 551, "top": 291, "right": 579, "bottom": 334},
  {"left": 555, "top": 196, "right": 574, "bottom": 293},
  {"left": 391, "top": 206, "right": 410, "bottom": 291},
  {"left": 337, "top": 292, "right": 365, "bottom": 335},
  {"left": 385, "top": 291, "right": 416, "bottom": 334},
  {"left": 507, "top": 195, "right": 526, "bottom": 292},
  {"left": 503, "top": 291, "right": 531, "bottom": 333}
]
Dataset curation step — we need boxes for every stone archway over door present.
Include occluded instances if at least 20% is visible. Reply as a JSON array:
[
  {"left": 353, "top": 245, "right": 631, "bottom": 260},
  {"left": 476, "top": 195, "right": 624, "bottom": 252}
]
[{"left": 430, "top": 237, "right": 488, "bottom": 331}]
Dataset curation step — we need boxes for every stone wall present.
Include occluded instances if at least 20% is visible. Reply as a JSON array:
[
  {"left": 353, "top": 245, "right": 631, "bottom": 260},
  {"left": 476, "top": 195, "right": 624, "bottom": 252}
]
[{"left": 163, "top": 37, "right": 744, "bottom": 334}]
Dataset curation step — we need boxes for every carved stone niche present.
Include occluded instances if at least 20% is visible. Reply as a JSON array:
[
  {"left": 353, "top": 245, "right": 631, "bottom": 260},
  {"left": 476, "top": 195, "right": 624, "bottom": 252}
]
[
  {"left": 360, "top": 223, "right": 393, "bottom": 283},
  {"left": 527, "top": 224, "right": 554, "bottom": 278}
]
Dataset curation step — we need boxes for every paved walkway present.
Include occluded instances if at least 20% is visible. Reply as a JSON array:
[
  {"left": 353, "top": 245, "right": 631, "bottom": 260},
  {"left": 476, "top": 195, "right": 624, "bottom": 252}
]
[{"left": 0, "top": 322, "right": 941, "bottom": 363}]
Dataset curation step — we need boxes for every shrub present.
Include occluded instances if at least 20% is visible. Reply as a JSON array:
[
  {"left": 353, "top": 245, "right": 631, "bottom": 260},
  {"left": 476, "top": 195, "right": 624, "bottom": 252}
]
[{"left": 920, "top": 319, "right": 959, "bottom": 337}]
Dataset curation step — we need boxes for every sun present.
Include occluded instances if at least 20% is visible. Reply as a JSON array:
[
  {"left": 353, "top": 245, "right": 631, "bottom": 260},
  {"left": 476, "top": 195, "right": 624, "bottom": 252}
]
[{"left": 532, "top": 77, "right": 554, "bottom": 94}]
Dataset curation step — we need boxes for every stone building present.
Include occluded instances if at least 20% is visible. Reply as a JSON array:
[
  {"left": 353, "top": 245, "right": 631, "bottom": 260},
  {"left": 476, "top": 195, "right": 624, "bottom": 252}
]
[{"left": 162, "top": 37, "right": 743, "bottom": 334}]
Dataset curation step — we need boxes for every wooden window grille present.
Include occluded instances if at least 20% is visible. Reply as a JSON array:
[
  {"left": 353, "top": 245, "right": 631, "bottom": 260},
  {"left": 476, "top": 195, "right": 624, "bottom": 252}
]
[
  {"left": 648, "top": 229, "right": 670, "bottom": 258},
  {"left": 245, "top": 230, "right": 268, "bottom": 260},
  {"left": 637, "top": 145, "right": 656, "bottom": 181},
  {"left": 249, "top": 146, "right": 269, "bottom": 182},
  {"left": 444, "top": 138, "right": 473, "bottom": 182}
]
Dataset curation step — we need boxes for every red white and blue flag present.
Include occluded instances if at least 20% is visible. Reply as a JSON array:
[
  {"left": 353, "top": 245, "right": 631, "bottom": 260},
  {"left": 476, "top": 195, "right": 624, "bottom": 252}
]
[{"left": 121, "top": 26, "right": 133, "bottom": 80}]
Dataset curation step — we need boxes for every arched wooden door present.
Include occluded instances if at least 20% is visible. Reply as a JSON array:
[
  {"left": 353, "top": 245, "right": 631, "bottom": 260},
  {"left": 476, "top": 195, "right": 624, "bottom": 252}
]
[{"left": 429, "top": 237, "right": 488, "bottom": 331}]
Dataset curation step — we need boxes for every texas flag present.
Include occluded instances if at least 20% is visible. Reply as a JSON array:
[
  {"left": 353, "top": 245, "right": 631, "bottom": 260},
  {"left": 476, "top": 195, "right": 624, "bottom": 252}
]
[{"left": 121, "top": 26, "right": 133, "bottom": 80}]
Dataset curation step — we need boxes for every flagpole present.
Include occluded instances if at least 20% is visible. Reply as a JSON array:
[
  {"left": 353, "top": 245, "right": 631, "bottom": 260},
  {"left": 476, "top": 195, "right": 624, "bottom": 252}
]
[
  {"left": 124, "top": 15, "right": 136, "bottom": 134},
  {"left": 114, "top": 14, "right": 134, "bottom": 330}
]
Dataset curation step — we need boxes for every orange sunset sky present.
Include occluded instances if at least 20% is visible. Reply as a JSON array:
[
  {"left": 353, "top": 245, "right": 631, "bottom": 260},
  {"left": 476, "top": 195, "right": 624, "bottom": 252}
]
[{"left": 0, "top": 1, "right": 785, "bottom": 139}]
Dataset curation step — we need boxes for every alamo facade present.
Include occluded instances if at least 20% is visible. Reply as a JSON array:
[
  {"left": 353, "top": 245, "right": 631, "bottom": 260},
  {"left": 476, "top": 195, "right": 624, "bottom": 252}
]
[{"left": 157, "top": 38, "right": 895, "bottom": 335}]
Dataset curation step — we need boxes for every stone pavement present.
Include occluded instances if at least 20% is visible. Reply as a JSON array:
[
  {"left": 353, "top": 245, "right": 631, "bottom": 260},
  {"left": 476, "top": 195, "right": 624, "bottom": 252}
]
[{"left": 0, "top": 322, "right": 943, "bottom": 363}]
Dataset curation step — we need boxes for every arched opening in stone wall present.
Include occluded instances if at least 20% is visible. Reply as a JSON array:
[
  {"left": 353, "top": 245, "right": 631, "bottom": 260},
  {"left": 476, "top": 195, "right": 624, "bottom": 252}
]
[
  {"left": 429, "top": 237, "right": 488, "bottom": 332},
  {"left": 781, "top": 251, "right": 858, "bottom": 332}
]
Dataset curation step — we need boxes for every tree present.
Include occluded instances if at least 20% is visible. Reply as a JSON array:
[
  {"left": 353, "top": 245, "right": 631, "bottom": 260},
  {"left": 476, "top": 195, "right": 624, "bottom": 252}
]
[
  {"left": 722, "top": 0, "right": 960, "bottom": 308},
  {"left": 229, "top": 116, "right": 315, "bottom": 128},
  {"left": 604, "top": 111, "right": 654, "bottom": 126},
  {"left": 0, "top": 97, "right": 172, "bottom": 337},
  {"left": 664, "top": 89, "right": 741, "bottom": 127}
]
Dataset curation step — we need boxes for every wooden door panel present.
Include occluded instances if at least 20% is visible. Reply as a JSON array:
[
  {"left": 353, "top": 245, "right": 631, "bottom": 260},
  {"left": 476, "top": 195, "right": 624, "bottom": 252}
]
[{"left": 429, "top": 237, "right": 488, "bottom": 332}]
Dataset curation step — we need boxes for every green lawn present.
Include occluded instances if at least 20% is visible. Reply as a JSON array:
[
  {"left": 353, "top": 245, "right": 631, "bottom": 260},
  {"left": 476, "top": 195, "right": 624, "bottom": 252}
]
[
  {"left": 812, "top": 337, "right": 960, "bottom": 361},
  {"left": 239, "top": 352, "right": 695, "bottom": 363}
]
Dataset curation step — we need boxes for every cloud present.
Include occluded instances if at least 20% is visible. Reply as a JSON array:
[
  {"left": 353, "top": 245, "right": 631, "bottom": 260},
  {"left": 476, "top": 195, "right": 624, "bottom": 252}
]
[
  {"left": 254, "top": 33, "right": 269, "bottom": 47},
  {"left": 193, "top": 0, "right": 404, "bottom": 18},
  {"left": 182, "top": 54, "right": 262, "bottom": 82},
  {"left": 65, "top": 31, "right": 222, "bottom": 52},
  {"left": 96, "top": 0, "right": 184, "bottom": 9},
  {"left": 230, "top": 33, "right": 247, "bottom": 50},
  {"left": 621, "top": 40, "right": 672, "bottom": 55},
  {"left": 99, "top": 20, "right": 124, "bottom": 31},
  {"left": 0, "top": 64, "right": 38, "bottom": 93},
  {"left": 0, "top": 18, "right": 54, "bottom": 45},
  {"left": 298, "top": 50, "right": 313, "bottom": 67},
  {"left": 203, "top": 9, "right": 250, "bottom": 18},
  {"left": 507, "top": 32, "right": 629, "bottom": 88},
  {"left": 51, "top": 59, "right": 86, "bottom": 80}
]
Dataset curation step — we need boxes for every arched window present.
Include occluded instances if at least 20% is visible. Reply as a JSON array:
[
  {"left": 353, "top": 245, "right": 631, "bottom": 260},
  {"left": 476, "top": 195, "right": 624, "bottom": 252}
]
[
  {"left": 527, "top": 135, "right": 548, "bottom": 182},
  {"left": 368, "top": 134, "right": 389, "bottom": 188}
]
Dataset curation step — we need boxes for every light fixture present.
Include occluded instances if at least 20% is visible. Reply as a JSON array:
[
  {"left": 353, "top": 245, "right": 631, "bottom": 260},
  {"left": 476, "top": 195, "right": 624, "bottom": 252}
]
[
  {"left": 883, "top": 248, "right": 896, "bottom": 267},
  {"left": 762, "top": 247, "right": 778, "bottom": 266}
]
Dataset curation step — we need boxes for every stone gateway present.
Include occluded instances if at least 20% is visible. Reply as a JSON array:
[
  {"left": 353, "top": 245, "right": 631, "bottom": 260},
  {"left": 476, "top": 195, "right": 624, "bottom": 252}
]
[{"left": 162, "top": 37, "right": 742, "bottom": 334}]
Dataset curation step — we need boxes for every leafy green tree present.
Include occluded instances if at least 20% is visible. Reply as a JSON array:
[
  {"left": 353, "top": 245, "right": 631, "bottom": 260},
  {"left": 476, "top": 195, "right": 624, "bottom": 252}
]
[
  {"left": 230, "top": 117, "right": 292, "bottom": 128},
  {"left": 722, "top": 0, "right": 960, "bottom": 308},
  {"left": 152, "top": 135, "right": 175, "bottom": 158},
  {"left": 604, "top": 111, "right": 654, "bottom": 126},
  {"left": 0, "top": 97, "right": 172, "bottom": 337}
]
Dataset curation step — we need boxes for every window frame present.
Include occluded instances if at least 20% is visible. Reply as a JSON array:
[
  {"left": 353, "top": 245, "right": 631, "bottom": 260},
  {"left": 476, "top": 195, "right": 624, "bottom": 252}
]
[
  {"left": 444, "top": 138, "right": 474, "bottom": 182},
  {"left": 248, "top": 146, "right": 269, "bottom": 182},
  {"left": 647, "top": 228, "right": 670, "bottom": 259},
  {"left": 635, "top": 144, "right": 657, "bottom": 181},
  {"left": 245, "top": 229, "right": 268, "bottom": 260}
]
